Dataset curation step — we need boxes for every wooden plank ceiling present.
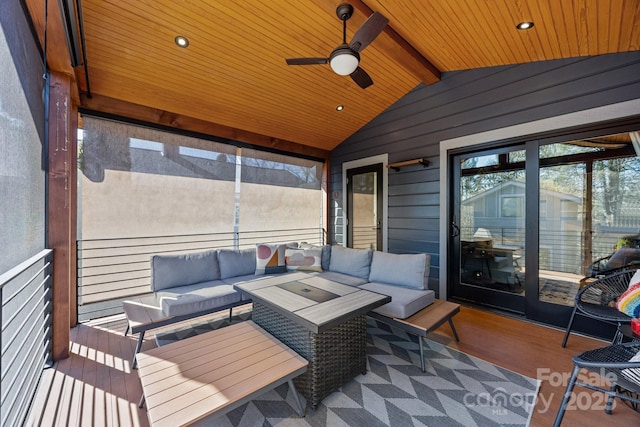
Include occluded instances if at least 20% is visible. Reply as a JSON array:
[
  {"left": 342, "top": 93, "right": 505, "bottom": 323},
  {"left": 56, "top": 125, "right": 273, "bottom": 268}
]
[{"left": 25, "top": 0, "right": 640, "bottom": 154}]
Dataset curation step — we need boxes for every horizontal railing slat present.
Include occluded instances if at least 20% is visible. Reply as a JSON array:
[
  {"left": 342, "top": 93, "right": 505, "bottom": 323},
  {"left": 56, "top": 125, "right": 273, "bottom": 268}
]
[
  {"left": 0, "top": 249, "right": 52, "bottom": 289},
  {"left": 76, "top": 228, "right": 324, "bottom": 321},
  {"left": 1, "top": 250, "right": 53, "bottom": 427}
]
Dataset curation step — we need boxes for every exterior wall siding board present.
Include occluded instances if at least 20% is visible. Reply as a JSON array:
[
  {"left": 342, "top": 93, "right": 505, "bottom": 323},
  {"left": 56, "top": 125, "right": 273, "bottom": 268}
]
[
  {"left": 388, "top": 239, "right": 440, "bottom": 254},
  {"left": 330, "top": 52, "right": 640, "bottom": 297},
  {"left": 388, "top": 169, "right": 441, "bottom": 186},
  {"left": 388, "top": 206, "right": 439, "bottom": 219},
  {"left": 389, "top": 168, "right": 441, "bottom": 184},
  {"left": 389, "top": 228, "right": 439, "bottom": 241},
  {"left": 390, "top": 193, "right": 440, "bottom": 206},
  {"left": 388, "top": 217, "right": 440, "bottom": 230},
  {"left": 389, "top": 181, "right": 441, "bottom": 195}
]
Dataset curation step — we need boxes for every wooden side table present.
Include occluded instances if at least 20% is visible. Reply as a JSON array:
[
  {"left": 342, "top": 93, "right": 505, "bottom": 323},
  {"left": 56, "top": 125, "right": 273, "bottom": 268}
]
[{"left": 368, "top": 299, "right": 461, "bottom": 372}]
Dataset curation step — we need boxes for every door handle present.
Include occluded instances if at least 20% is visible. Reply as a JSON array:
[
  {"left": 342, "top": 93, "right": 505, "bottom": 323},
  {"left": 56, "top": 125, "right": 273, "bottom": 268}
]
[{"left": 451, "top": 223, "right": 460, "bottom": 237}]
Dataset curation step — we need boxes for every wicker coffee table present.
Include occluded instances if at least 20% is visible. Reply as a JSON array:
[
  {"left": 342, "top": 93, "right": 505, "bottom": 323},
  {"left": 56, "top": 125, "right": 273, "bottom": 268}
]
[{"left": 234, "top": 272, "right": 390, "bottom": 408}]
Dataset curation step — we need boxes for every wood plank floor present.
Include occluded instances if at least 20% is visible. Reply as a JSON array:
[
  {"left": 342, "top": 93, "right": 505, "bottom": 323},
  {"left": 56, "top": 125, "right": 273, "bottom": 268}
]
[{"left": 27, "top": 304, "right": 639, "bottom": 426}]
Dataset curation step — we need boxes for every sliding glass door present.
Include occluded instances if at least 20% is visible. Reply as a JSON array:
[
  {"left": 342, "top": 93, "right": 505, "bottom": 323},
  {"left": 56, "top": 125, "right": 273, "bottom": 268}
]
[{"left": 449, "top": 125, "right": 640, "bottom": 335}]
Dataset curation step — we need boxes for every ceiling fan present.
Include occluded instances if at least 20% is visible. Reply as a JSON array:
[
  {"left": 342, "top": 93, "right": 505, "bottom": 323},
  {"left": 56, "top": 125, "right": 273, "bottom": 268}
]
[{"left": 285, "top": 3, "right": 389, "bottom": 89}]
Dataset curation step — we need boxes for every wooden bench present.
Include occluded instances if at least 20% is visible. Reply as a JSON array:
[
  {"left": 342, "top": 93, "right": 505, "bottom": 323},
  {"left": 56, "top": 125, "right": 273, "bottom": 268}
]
[
  {"left": 136, "top": 320, "right": 308, "bottom": 427},
  {"left": 368, "top": 299, "right": 461, "bottom": 372},
  {"left": 123, "top": 297, "right": 248, "bottom": 369}
]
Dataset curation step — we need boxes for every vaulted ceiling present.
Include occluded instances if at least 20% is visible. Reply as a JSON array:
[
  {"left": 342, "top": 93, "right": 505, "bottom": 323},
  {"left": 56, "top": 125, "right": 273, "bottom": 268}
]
[{"left": 25, "top": 0, "right": 640, "bottom": 156}]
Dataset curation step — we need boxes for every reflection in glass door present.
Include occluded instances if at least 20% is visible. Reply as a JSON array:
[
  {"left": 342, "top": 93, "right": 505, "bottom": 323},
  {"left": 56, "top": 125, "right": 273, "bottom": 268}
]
[
  {"left": 347, "top": 164, "right": 383, "bottom": 250},
  {"left": 451, "top": 147, "right": 526, "bottom": 313}
]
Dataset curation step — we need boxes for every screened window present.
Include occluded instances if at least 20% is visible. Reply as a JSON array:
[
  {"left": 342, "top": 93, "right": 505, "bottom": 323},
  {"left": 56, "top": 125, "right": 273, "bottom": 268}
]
[
  {"left": 77, "top": 116, "right": 325, "bottom": 319},
  {"left": 0, "top": 14, "right": 46, "bottom": 273}
]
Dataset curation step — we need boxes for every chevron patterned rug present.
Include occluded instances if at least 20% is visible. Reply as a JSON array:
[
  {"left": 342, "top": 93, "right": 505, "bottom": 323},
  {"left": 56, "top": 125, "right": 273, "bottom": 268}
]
[{"left": 155, "top": 313, "right": 540, "bottom": 427}]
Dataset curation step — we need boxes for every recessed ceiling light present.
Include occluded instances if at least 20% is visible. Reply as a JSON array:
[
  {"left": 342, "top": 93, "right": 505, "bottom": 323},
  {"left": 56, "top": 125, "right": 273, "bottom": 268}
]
[
  {"left": 174, "top": 36, "right": 190, "bottom": 48},
  {"left": 516, "top": 21, "right": 534, "bottom": 30},
  {"left": 336, "top": 105, "right": 344, "bottom": 111}
]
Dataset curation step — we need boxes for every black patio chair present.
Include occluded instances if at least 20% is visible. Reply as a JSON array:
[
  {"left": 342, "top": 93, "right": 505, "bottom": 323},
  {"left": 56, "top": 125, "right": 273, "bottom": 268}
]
[
  {"left": 561, "top": 269, "right": 636, "bottom": 348},
  {"left": 554, "top": 341, "right": 640, "bottom": 426},
  {"left": 585, "top": 246, "right": 640, "bottom": 278}
]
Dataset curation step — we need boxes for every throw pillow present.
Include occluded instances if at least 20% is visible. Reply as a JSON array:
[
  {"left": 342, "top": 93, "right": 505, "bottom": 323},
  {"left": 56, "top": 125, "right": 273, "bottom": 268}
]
[
  {"left": 255, "top": 243, "right": 287, "bottom": 275},
  {"left": 285, "top": 247, "right": 322, "bottom": 271},
  {"left": 299, "top": 242, "right": 331, "bottom": 271},
  {"left": 616, "top": 270, "right": 640, "bottom": 317}
]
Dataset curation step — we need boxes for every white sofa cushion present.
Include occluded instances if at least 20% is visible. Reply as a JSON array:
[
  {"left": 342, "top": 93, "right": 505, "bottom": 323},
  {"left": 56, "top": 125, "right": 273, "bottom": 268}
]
[
  {"left": 360, "top": 282, "right": 435, "bottom": 319},
  {"left": 369, "top": 252, "right": 430, "bottom": 290},
  {"left": 156, "top": 281, "right": 242, "bottom": 317},
  {"left": 328, "top": 245, "right": 372, "bottom": 279}
]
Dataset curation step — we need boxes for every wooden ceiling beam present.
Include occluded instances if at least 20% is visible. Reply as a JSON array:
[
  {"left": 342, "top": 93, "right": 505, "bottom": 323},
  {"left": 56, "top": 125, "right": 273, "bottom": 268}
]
[
  {"left": 79, "top": 94, "right": 331, "bottom": 160},
  {"left": 355, "top": 0, "right": 441, "bottom": 85}
]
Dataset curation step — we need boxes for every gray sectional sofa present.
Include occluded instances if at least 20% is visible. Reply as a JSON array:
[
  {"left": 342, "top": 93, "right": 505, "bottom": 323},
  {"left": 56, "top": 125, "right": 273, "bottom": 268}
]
[{"left": 149, "top": 244, "right": 435, "bottom": 323}]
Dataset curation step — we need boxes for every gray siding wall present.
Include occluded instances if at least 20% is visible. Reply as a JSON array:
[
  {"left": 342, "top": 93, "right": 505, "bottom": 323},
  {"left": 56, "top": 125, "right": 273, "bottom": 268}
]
[{"left": 329, "top": 52, "right": 640, "bottom": 294}]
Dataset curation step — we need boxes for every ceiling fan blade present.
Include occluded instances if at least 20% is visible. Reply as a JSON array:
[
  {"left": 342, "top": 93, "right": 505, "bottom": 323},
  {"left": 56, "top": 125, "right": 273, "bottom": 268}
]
[
  {"left": 286, "top": 58, "right": 328, "bottom": 65},
  {"left": 349, "top": 12, "right": 389, "bottom": 52},
  {"left": 350, "top": 66, "right": 373, "bottom": 89}
]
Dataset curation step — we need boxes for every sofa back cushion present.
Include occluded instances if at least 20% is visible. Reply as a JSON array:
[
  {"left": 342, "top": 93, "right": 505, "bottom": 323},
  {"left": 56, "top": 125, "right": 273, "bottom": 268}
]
[
  {"left": 218, "top": 248, "right": 257, "bottom": 279},
  {"left": 328, "top": 245, "right": 372, "bottom": 279},
  {"left": 150, "top": 249, "right": 220, "bottom": 292},
  {"left": 369, "top": 251, "right": 430, "bottom": 289}
]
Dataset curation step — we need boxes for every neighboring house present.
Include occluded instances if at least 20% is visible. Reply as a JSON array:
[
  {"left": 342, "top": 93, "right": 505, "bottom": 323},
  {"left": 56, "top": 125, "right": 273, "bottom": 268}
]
[
  {"left": 462, "top": 181, "right": 583, "bottom": 273},
  {"left": 599, "top": 199, "right": 640, "bottom": 234}
]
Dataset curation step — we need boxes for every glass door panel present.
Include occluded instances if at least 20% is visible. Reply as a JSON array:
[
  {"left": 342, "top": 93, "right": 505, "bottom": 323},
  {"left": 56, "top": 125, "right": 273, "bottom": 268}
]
[
  {"left": 538, "top": 161, "right": 586, "bottom": 306},
  {"left": 451, "top": 147, "right": 526, "bottom": 313},
  {"left": 347, "top": 164, "right": 383, "bottom": 250},
  {"left": 538, "top": 137, "right": 640, "bottom": 310}
]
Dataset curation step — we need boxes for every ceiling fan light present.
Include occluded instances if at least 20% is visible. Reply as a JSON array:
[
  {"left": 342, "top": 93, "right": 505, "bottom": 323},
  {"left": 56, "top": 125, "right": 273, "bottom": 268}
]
[{"left": 330, "top": 50, "right": 359, "bottom": 75}]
